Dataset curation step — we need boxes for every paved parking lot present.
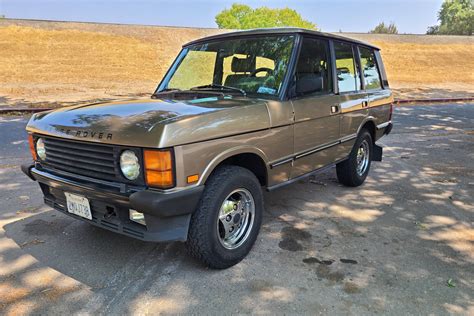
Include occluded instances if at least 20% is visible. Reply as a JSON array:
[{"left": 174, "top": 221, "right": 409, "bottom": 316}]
[{"left": 0, "top": 103, "right": 473, "bottom": 315}]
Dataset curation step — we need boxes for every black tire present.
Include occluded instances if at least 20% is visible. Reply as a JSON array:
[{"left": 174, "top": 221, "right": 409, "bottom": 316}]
[
  {"left": 336, "top": 129, "right": 373, "bottom": 187},
  {"left": 186, "top": 165, "right": 263, "bottom": 269}
]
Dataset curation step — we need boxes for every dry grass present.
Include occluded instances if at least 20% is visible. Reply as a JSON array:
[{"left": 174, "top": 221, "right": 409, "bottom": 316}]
[
  {"left": 0, "top": 20, "right": 473, "bottom": 107},
  {"left": 0, "top": 21, "right": 222, "bottom": 107},
  {"left": 372, "top": 41, "right": 474, "bottom": 85},
  {"left": 345, "top": 32, "right": 474, "bottom": 99}
]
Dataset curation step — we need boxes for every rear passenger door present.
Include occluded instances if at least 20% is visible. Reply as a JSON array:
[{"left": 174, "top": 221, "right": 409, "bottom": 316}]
[
  {"left": 290, "top": 36, "right": 341, "bottom": 178},
  {"left": 333, "top": 41, "right": 369, "bottom": 157}
]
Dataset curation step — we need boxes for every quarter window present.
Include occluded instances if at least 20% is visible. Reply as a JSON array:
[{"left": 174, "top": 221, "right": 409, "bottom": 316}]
[
  {"left": 294, "top": 37, "right": 332, "bottom": 96},
  {"left": 334, "top": 41, "right": 359, "bottom": 93},
  {"left": 359, "top": 47, "right": 382, "bottom": 90}
]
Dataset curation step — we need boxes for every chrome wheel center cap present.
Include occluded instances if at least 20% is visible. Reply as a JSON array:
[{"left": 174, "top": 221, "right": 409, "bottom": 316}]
[{"left": 216, "top": 188, "right": 255, "bottom": 250}]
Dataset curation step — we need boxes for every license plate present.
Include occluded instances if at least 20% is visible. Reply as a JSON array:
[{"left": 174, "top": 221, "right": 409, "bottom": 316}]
[{"left": 64, "top": 192, "right": 92, "bottom": 220}]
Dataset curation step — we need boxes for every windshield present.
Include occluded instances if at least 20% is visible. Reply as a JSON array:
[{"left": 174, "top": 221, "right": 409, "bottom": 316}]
[{"left": 157, "top": 35, "right": 295, "bottom": 98}]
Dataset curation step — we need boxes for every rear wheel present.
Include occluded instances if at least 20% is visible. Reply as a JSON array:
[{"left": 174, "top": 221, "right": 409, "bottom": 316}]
[
  {"left": 336, "top": 129, "right": 373, "bottom": 187},
  {"left": 186, "top": 165, "right": 263, "bottom": 269}
]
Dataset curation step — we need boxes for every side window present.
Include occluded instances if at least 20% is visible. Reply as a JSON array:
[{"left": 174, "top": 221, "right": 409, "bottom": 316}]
[
  {"left": 359, "top": 47, "right": 382, "bottom": 90},
  {"left": 294, "top": 37, "right": 331, "bottom": 96},
  {"left": 334, "top": 41, "right": 359, "bottom": 93}
]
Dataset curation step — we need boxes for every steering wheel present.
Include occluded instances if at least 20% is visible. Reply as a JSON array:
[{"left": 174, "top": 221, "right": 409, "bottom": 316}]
[{"left": 250, "top": 67, "right": 273, "bottom": 77}]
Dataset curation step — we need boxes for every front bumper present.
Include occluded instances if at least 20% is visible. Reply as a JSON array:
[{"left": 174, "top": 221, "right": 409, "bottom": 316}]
[{"left": 21, "top": 164, "right": 204, "bottom": 242}]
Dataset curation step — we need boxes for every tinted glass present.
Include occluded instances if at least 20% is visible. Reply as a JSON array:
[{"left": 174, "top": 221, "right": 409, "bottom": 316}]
[
  {"left": 294, "top": 37, "right": 332, "bottom": 96},
  {"left": 223, "top": 54, "right": 275, "bottom": 82},
  {"left": 359, "top": 47, "right": 382, "bottom": 90},
  {"left": 168, "top": 50, "right": 217, "bottom": 90},
  {"left": 162, "top": 36, "right": 295, "bottom": 97},
  {"left": 334, "top": 41, "right": 358, "bottom": 93}
]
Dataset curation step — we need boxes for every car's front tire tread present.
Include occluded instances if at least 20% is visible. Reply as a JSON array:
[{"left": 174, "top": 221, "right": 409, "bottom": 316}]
[{"left": 186, "top": 165, "right": 262, "bottom": 269}]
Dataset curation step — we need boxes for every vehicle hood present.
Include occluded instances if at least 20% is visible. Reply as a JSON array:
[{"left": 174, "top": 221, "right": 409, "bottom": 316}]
[{"left": 26, "top": 97, "right": 271, "bottom": 147}]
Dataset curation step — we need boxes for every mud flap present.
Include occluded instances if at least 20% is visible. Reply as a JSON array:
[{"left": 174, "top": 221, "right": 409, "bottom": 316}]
[{"left": 372, "top": 144, "right": 383, "bottom": 162}]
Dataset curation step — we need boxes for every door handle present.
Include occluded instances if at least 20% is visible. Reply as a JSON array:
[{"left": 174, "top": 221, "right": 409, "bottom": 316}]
[
  {"left": 331, "top": 105, "right": 340, "bottom": 114},
  {"left": 362, "top": 101, "right": 369, "bottom": 108}
]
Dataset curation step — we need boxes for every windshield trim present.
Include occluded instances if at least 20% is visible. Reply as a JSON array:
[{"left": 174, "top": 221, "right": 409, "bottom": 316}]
[
  {"left": 154, "top": 48, "right": 188, "bottom": 96},
  {"left": 278, "top": 33, "right": 301, "bottom": 101},
  {"left": 183, "top": 28, "right": 380, "bottom": 50},
  {"left": 154, "top": 34, "right": 297, "bottom": 101}
]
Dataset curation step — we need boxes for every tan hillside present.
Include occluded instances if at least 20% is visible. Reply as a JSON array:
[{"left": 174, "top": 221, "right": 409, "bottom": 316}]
[
  {"left": 0, "top": 19, "right": 473, "bottom": 108},
  {"left": 345, "top": 33, "right": 474, "bottom": 100}
]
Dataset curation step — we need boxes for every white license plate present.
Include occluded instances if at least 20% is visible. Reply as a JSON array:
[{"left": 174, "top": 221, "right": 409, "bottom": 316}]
[{"left": 65, "top": 192, "right": 92, "bottom": 220}]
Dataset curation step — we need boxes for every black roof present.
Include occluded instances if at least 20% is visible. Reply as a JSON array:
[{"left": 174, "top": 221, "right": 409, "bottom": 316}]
[{"left": 184, "top": 27, "right": 379, "bottom": 50}]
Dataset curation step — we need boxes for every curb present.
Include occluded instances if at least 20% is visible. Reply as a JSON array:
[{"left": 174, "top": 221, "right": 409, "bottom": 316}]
[
  {"left": 0, "top": 108, "right": 53, "bottom": 114},
  {"left": 394, "top": 97, "right": 474, "bottom": 105},
  {"left": 1, "top": 98, "right": 473, "bottom": 114}
]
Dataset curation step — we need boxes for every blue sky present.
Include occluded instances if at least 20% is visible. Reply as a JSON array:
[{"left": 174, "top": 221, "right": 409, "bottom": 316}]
[{"left": 1, "top": 0, "right": 443, "bottom": 34}]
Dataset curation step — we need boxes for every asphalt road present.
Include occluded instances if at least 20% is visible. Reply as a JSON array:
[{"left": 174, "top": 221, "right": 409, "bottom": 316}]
[{"left": 0, "top": 104, "right": 473, "bottom": 315}]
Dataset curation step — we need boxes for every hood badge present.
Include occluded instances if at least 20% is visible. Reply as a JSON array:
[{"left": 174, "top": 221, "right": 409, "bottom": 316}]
[{"left": 59, "top": 128, "right": 113, "bottom": 140}]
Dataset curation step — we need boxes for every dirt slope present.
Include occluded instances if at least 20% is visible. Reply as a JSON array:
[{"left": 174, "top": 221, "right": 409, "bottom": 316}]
[{"left": 0, "top": 19, "right": 473, "bottom": 107}]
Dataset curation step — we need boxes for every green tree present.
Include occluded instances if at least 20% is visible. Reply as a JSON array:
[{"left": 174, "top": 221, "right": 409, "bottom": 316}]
[
  {"left": 369, "top": 22, "right": 398, "bottom": 34},
  {"left": 427, "top": 0, "right": 473, "bottom": 35},
  {"left": 215, "top": 3, "right": 317, "bottom": 30},
  {"left": 426, "top": 25, "right": 440, "bottom": 35}
]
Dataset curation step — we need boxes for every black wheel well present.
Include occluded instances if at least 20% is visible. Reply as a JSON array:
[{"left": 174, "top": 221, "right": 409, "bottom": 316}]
[
  {"left": 361, "top": 120, "right": 376, "bottom": 143},
  {"left": 216, "top": 153, "right": 267, "bottom": 187}
]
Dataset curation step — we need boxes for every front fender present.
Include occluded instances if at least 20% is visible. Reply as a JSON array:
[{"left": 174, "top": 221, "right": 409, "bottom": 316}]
[{"left": 197, "top": 145, "right": 269, "bottom": 186}]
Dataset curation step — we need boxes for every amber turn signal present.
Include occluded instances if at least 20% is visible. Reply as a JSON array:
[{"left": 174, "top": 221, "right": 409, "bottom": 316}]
[
  {"left": 187, "top": 174, "right": 199, "bottom": 184},
  {"left": 144, "top": 149, "right": 174, "bottom": 188},
  {"left": 28, "top": 134, "right": 37, "bottom": 161}
]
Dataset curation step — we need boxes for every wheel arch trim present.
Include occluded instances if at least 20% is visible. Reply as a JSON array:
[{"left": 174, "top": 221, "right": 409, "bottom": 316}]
[
  {"left": 197, "top": 146, "right": 270, "bottom": 186},
  {"left": 357, "top": 117, "right": 377, "bottom": 141}
]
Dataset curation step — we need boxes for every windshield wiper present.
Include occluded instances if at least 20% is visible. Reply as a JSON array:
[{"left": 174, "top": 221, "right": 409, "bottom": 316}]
[
  {"left": 190, "top": 84, "right": 246, "bottom": 96},
  {"left": 155, "top": 88, "right": 181, "bottom": 93},
  {"left": 152, "top": 88, "right": 182, "bottom": 98}
]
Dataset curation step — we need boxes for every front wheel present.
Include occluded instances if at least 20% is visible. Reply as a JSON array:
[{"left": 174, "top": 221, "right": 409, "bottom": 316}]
[
  {"left": 186, "top": 165, "right": 263, "bottom": 269},
  {"left": 336, "top": 129, "right": 373, "bottom": 187}
]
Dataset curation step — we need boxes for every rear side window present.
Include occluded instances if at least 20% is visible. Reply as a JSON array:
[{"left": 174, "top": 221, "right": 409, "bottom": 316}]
[
  {"left": 334, "top": 41, "right": 359, "bottom": 93},
  {"left": 294, "top": 37, "right": 332, "bottom": 96},
  {"left": 359, "top": 47, "right": 382, "bottom": 90}
]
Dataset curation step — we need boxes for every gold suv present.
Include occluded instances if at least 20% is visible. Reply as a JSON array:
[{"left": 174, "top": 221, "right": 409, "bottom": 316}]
[{"left": 22, "top": 28, "right": 393, "bottom": 269}]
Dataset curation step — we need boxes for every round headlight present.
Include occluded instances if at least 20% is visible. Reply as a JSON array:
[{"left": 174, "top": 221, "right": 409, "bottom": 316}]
[
  {"left": 36, "top": 138, "right": 46, "bottom": 160},
  {"left": 120, "top": 150, "right": 140, "bottom": 180}
]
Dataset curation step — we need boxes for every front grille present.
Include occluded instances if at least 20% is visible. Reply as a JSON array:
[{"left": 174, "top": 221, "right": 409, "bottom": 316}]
[
  {"left": 42, "top": 137, "right": 118, "bottom": 181},
  {"left": 37, "top": 136, "right": 145, "bottom": 186}
]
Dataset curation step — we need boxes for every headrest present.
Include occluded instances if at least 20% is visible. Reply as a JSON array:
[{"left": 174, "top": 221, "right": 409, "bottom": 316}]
[
  {"left": 297, "top": 57, "right": 322, "bottom": 74},
  {"left": 231, "top": 56, "right": 255, "bottom": 73},
  {"left": 296, "top": 74, "right": 324, "bottom": 95}
]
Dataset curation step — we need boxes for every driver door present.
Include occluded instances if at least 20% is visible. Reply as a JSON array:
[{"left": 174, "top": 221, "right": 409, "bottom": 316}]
[{"left": 290, "top": 36, "right": 341, "bottom": 178}]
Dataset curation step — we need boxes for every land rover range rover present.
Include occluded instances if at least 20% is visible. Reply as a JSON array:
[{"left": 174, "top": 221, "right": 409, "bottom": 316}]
[{"left": 22, "top": 28, "right": 393, "bottom": 269}]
